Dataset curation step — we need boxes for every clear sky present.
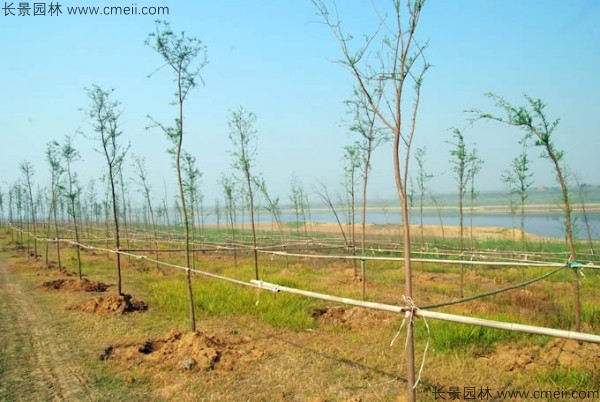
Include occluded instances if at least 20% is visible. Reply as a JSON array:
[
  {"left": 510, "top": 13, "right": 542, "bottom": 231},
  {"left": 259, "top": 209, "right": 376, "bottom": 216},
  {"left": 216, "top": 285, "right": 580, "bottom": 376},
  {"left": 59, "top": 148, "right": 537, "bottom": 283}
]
[{"left": 1, "top": 0, "right": 599, "bottom": 207}]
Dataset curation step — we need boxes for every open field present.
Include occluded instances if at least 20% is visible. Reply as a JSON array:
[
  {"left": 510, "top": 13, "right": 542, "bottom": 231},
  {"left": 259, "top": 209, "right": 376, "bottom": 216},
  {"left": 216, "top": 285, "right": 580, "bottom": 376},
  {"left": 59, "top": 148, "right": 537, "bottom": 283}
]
[
  {"left": 3, "top": 2, "right": 600, "bottom": 401},
  {"left": 1, "top": 224, "right": 599, "bottom": 401}
]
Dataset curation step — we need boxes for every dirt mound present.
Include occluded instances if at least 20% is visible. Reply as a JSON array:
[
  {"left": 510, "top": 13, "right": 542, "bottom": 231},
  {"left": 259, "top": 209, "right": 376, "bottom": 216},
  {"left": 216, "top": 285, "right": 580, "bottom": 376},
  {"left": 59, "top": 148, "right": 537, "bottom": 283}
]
[
  {"left": 42, "top": 278, "right": 108, "bottom": 292},
  {"left": 312, "top": 306, "right": 395, "bottom": 330},
  {"left": 480, "top": 339, "right": 600, "bottom": 372},
  {"left": 70, "top": 294, "right": 147, "bottom": 315},
  {"left": 102, "top": 329, "right": 265, "bottom": 371}
]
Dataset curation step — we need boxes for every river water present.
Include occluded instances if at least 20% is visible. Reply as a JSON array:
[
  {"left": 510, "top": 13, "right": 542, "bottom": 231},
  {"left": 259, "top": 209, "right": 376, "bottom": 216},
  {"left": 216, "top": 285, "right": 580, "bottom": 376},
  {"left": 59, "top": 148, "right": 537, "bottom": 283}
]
[{"left": 268, "top": 209, "right": 600, "bottom": 239}]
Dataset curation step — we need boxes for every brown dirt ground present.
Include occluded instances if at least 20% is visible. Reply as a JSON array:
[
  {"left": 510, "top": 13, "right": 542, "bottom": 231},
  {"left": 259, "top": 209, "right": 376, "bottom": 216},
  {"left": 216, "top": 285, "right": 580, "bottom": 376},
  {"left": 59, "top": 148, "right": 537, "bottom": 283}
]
[
  {"left": 102, "top": 329, "right": 266, "bottom": 372},
  {"left": 312, "top": 306, "right": 396, "bottom": 331},
  {"left": 479, "top": 338, "right": 600, "bottom": 373},
  {"left": 70, "top": 294, "right": 148, "bottom": 315},
  {"left": 0, "top": 255, "right": 98, "bottom": 400},
  {"left": 42, "top": 278, "right": 109, "bottom": 292}
]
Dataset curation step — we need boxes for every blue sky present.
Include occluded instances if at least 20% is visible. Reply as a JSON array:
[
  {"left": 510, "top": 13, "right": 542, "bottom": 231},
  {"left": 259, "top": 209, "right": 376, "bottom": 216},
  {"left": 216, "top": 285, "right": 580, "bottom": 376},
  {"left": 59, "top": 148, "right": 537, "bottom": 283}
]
[{"left": 1, "top": 0, "right": 599, "bottom": 207}]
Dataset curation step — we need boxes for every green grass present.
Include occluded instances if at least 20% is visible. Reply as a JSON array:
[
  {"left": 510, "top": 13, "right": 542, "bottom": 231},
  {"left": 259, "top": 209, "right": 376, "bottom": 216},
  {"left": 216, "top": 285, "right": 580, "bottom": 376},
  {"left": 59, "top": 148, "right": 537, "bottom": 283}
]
[
  {"left": 537, "top": 367, "right": 600, "bottom": 390},
  {"left": 144, "top": 264, "right": 319, "bottom": 331},
  {"left": 424, "top": 317, "right": 524, "bottom": 356}
]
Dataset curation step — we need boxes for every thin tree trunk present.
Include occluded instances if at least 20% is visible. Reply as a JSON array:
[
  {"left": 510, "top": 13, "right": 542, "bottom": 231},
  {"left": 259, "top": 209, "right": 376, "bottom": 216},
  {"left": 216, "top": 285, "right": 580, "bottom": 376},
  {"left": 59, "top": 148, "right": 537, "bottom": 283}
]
[
  {"left": 520, "top": 196, "right": 526, "bottom": 252},
  {"left": 459, "top": 190, "right": 464, "bottom": 298},
  {"left": 576, "top": 182, "right": 595, "bottom": 257},
  {"left": 119, "top": 172, "right": 131, "bottom": 264},
  {"left": 551, "top": 156, "right": 579, "bottom": 331},
  {"left": 52, "top": 192, "right": 62, "bottom": 270},
  {"left": 394, "top": 127, "right": 415, "bottom": 402},
  {"left": 361, "top": 149, "right": 371, "bottom": 271},
  {"left": 228, "top": 198, "right": 237, "bottom": 266},
  {"left": 109, "top": 177, "right": 122, "bottom": 294},
  {"left": 177, "top": 80, "right": 196, "bottom": 333},
  {"left": 246, "top": 179, "right": 259, "bottom": 280}
]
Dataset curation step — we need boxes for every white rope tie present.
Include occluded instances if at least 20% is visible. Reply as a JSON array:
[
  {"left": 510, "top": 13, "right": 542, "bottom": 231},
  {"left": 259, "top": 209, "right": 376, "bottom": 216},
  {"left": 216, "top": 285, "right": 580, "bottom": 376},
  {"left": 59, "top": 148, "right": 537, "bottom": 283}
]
[{"left": 390, "top": 296, "right": 430, "bottom": 390}]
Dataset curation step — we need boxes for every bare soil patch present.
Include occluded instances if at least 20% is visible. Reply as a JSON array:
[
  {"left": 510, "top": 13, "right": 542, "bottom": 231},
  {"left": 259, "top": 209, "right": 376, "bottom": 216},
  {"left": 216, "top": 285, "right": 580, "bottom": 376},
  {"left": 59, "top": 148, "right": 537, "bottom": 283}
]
[
  {"left": 312, "top": 306, "right": 396, "bottom": 330},
  {"left": 70, "top": 293, "right": 148, "bottom": 315},
  {"left": 102, "top": 329, "right": 266, "bottom": 372},
  {"left": 42, "top": 278, "right": 109, "bottom": 292},
  {"left": 0, "top": 255, "right": 97, "bottom": 400},
  {"left": 480, "top": 339, "right": 600, "bottom": 372}
]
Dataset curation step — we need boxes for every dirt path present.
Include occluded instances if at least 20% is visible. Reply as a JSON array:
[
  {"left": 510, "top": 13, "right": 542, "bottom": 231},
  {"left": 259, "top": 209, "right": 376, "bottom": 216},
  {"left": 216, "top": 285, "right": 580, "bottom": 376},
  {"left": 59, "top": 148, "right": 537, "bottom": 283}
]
[{"left": 0, "top": 257, "right": 96, "bottom": 401}]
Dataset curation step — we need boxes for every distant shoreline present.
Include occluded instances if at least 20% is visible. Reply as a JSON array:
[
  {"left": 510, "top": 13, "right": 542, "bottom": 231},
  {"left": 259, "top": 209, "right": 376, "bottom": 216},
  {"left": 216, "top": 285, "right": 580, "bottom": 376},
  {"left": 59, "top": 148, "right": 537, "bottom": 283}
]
[
  {"left": 206, "top": 221, "right": 565, "bottom": 242},
  {"left": 295, "top": 203, "right": 600, "bottom": 215}
]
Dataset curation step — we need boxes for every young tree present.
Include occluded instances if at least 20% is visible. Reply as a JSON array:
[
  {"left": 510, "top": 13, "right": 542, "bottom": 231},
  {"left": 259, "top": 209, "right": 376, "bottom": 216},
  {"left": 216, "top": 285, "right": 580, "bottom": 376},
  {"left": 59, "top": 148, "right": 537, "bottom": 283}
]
[
  {"left": 85, "top": 179, "right": 97, "bottom": 245},
  {"left": 61, "top": 135, "right": 83, "bottom": 279},
  {"left": 430, "top": 192, "right": 445, "bottom": 242},
  {"left": 313, "top": 1, "right": 428, "bottom": 395},
  {"left": 227, "top": 107, "right": 260, "bottom": 280},
  {"left": 182, "top": 151, "right": 202, "bottom": 269},
  {"left": 342, "top": 143, "right": 362, "bottom": 278},
  {"left": 501, "top": 170, "right": 519, "bottom": 248},
  {"left": 414, "top": 147, "right": 433, "bottom": 246},
  {"left": 40, "top": 187, "right": 52, "bottom": 265},
  {"left": 315, "top": 181, "right": 348, "bottom": 246},
  {"left": 0, "top": 187, "right": 4, "bottom": 230},
  {"left": 46, "top": 140, "right": 65, "bottom": 270},
  {"left": 502, "top": 142, "right": 533, "bottom": 251},
  {"left": 289, "top": 174, "right": 308, "bottom": 242},
  {"left": 20, "top": 161, "right": 38, "bottom": 258},
  {"left": 147, "top": 20, "right": 207, "bottom": 332},
  {"left": 101, "top": 178, "right": 112, "bottom": 257},
  {"left": 573, "top": 176, "right": 595, "bottom": 258},
  {"left": 12, "top": 183, "right": 24, "bottom": 245},
  {"left": 343, "top": 143, "right": 361, "bottom": 259},
  {"left": 7, "top": 186, "right": 14, "bottom": 239},
  {"left": 346, "top": 89, "right": 389, "bottom": 256},
  {"left": 118, "top": 170, "right": 132, "bottom": 262},
  {"left": 303, "top": 193, "right": 314, "bottom": 240},
  {"left": 470, "top": 93, "right": 581, "bottom": 331},
  {"left": 467, "top": 148, "right": 483, "bottom": 247},
  {"left": 254, "top": 177, "right": 285, "bottom": 244},
  {"left": 214, "top": 199, "right": 222, "bottom": 231},
  {"left": 448, "top": 128, "right": 477, "bottom": 297},
  {"left": 220, "top": 174, "right": 238, "bottom": 266},
  {"left": 161, "top": 180, "right": 173, "bottom": 252},
  {"left": 133, "top": 155, "right": 160, "bottom": 268},
  {"left": 84, "top": 85, "right": 128, "bottom": 295}
]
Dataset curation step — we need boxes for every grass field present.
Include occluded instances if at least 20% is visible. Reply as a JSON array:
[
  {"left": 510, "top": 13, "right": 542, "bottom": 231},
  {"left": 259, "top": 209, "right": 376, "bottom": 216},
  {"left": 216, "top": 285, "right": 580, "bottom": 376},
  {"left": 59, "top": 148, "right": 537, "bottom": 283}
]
[{"left": 0, "top": 224, "right": 599, "bottom": 401}]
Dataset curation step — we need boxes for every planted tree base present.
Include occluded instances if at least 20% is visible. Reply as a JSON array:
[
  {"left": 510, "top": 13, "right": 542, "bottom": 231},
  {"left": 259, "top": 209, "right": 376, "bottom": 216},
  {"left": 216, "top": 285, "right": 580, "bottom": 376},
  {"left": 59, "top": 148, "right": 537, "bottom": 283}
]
[
  {"left": 70, "top": 294, "right": 147, "bottom": 315},
  {"left": 42, "top": 278, "right": 108, "bottom": 292},
  {"left": 100, "top": 329, "right": 265, "bottom": 372}
]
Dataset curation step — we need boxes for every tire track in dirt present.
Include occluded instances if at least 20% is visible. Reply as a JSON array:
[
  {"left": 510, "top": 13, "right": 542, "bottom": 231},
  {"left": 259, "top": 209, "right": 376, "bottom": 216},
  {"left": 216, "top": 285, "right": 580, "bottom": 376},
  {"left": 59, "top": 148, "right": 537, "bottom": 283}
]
[{"left": 0, "top": 260, "right": 96, "bottom": 401}]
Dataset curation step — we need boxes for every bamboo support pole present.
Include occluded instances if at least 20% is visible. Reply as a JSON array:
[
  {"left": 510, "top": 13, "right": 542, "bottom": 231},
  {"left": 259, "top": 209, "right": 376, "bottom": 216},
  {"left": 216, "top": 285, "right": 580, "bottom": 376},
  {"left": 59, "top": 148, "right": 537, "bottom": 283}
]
[{"left": 250, "top": 280, "right": 600, "bottom": 344}]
